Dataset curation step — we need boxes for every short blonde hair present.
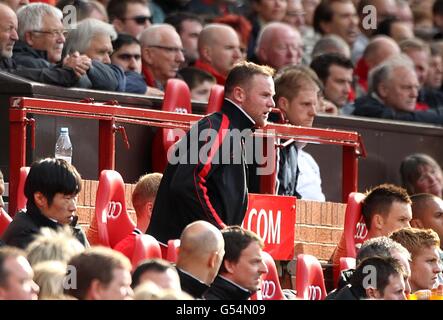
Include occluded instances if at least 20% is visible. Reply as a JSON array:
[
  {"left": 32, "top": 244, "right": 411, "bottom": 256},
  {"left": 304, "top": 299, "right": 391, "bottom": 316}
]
[
  {"left": 390, "top": 227, "right": 440, "bottom": 258},
  {"left": 132, "top": 173, "right": 162, "bottom": 215},
  {"left": 33, "top": 261, "right": 67, "bottom": 299},
  {"left": 26, "top": 227, "right": 85, "bottom": 267}
]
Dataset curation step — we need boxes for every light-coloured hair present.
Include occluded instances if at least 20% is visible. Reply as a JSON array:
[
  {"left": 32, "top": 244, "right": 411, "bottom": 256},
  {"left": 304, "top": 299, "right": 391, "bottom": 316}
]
[
  {"left": 133, "top": 282, "right": 193, "bottom": 300},
  {"left": 255, "top": 21, "right": 299, "bottom": 55},
  {"left": 368, "top": 54, "right": 414, "bottom": 94},
  {"left": 33, "top": 260, "right": 67, "bottom": 299},
  {"left": 274, "top": 65, "right": 321, "bottom": 103},
  {"left": 26, "top": 226, "right": 85, "bottom": 267},
  {"left": 358, "top": 236, "right": 411, "bottom": 264},
  {"left": 64, "top": 18, "right": 117, "bottom": 54},
  {"left": 17, "top": 3, "right": 63, "bottom": 40},
  {"left": 139, "top": 24, "right": 176, "bottom": 48},
  {"left": 390, "top": 227, "right": 440, "bottom": 258},
  {"left": 132, "top": 173, "right": 162, "bottom": 215},
  {"left": 399, "top": 37, "right": 430, "bottom": 56},
  {"left": 312, "top": 34, "right": 350, "bottom": 59}
]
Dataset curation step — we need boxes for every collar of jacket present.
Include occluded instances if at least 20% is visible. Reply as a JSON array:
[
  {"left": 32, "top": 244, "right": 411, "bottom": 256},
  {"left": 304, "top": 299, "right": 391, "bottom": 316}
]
[
  {"left": 13, "top": 40, "right": 49, "bottom": 61},
  {"left": 141, "top": 64, "right": 164, "bottom": 91},
  {"left": 25, "top": 202, "right": 62, "bottom": 229},
  {"left": 177, "top": 268, "right": 210, "bottom": 299},
  {"left": 209, "top": 275, "right": 252, "bottom": 300},
  {"left": 221, "top": 99, "right": 256, "bottom": 132}
]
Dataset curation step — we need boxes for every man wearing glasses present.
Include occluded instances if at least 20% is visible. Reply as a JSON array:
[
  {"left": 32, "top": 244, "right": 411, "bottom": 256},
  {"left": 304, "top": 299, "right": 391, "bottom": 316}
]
[
  {"left": 139, "top": 24, "right": 185, "bottom": 90},
  {"left": 13, "top": 3, "right": 120, "bottom": 91},
  {"left": 108, "top": 0, "right": 152, "bottom": 39}
]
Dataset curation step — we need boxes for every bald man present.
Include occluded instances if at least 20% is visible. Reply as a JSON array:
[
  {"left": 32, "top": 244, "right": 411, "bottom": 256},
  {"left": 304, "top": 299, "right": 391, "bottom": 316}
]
[
  {"left": 356, "top": 36, "right": 400, "bottom": 96},
  {"left": 194, "top": 23, "right": 242, "bottom": 85},
  {"left": 139, "top": 24, "right": 185, "bottom": 90},
  {"left": 255, "top": 22, "right": 303, "bottom": 71},
  {"left": 175, "top": 220, "right": 225, "bottom": 299}
]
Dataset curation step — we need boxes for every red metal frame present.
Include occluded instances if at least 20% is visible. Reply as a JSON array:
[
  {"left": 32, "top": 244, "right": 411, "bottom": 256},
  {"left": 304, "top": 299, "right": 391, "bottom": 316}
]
[{"left": 8, "top": 97, "right": 366, "bottom": 214}]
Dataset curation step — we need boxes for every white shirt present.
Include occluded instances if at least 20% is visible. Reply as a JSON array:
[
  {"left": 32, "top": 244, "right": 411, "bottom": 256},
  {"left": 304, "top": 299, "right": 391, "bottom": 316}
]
[{"left": 296, "top": 150, "right": 325, "bottom": 201}]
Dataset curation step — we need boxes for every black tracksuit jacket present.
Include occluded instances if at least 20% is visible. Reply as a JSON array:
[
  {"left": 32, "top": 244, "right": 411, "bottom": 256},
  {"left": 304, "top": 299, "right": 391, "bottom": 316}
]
[{"left": 147, "top": 99, "right": 253, "bottom": 244}]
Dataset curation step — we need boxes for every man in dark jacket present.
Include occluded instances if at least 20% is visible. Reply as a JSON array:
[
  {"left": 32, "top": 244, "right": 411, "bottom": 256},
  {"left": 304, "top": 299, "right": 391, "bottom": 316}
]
[
  {"left": 14, "top": 3, "right": 121, "bottom": 91},
  {"left": 147, "top": 61, "right": 276, "bottom": 244},
  {"left": 204, "top": 226, "right": 268, "bottom": 300},
  {"left": 2, "top": 158, "right": 88, "bottom": 249},
  {"left": 175, "top": 220, "right": 224, "bottom": 299},
  {"left": 0, "top": 3, "right": 80, "bottom": 87},
  {"left": 354, "top": 54, "right": 443, "bottom": 125}
]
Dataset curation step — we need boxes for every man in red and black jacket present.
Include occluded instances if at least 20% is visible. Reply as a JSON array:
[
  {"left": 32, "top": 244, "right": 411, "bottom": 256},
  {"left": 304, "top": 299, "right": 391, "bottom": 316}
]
[{"left": 147, "top": 61, "right": 275, "bottom": 245}]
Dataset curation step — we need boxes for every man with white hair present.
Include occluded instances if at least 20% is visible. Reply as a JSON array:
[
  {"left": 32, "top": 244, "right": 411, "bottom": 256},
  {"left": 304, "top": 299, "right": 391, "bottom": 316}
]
[
  {"left": 255, "top": 22, "right": 303, "bottom": 71},
  {"left": 354, "top": 54, "right": 443, "bottom": 125},
  {"left": 194, "top": 23, "right": 242, "bottom": 85},
  {"left": 14, "top": 4, "right": 120, "bottom": 91},
  {"left": 64, "top": 18, "right": 126, "bottom": 91},
  {"left": 139, "top": 24, "right": 185, "bottom": 90},
  {"left": 0, "top": 3, "right": 79, "bottom": 87}
]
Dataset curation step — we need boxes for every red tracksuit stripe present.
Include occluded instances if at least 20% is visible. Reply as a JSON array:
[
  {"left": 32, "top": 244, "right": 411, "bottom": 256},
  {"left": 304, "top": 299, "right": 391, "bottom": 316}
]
[{"left": 194, "top": 114, "right": 229, "bottom": 228}]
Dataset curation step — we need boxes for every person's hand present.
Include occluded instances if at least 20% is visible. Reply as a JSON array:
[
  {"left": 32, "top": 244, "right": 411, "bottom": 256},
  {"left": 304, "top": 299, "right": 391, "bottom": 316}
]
[
  {"left": 63, "top": 51, "right": 91, "bottom": 78},
  {"left": 146, "top": 86, "right": 164, "bottom": 97},
  {"left": 318, "top": 98, "right": 339, "bottom": 115}
]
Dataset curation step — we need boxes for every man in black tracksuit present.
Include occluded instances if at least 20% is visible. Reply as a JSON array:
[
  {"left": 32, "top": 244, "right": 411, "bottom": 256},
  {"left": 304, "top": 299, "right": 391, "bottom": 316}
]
[{"left": 147, "top": 61, "right": 276, "bottom": 244}]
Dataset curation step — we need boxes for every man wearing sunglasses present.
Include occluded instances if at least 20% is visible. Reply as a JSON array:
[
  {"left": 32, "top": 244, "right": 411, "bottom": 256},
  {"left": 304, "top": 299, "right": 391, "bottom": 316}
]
[{"left": 108, "top": 0, "right": 152, "bottom": 39}]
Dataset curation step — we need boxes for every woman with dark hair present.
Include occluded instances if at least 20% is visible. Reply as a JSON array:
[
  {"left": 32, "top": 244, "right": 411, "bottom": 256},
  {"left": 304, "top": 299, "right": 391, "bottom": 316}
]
[{"left": 400, "top": 153, "right": 443, "bottom": 198}]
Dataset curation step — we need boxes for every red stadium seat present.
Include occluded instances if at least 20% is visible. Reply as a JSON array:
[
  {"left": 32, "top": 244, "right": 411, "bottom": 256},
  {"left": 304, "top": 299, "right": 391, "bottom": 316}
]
[
  {"left": 259, "top": 251, "right": 285, "bottom": 300},
  {"left": 333, "top": 192, "right": 367, "bottom": 287},
  {"left": 17, "top": 166, "right": 30, "bottom": 212},
  {"left": 152, "top": 79, "right": 192, "bottom": 173},
  {"left": 166, "top": 239, "right": 180, "bottom": 263},
  {"left": 0, "top": 208, "right": 12, "bottom": 236},
  {"left": 340, "top": 257, "right": 356, "bottom": 272},
  {"left": 95, "top": 170, "right": 135, "bottom": 248},
  {"left": 205, "top": 84, "right": 224, "bottom": 114},
  {"left": 344, "top": 192, "right": 367, "bottom": 257},
  {"left": 131, "top": 234, "right": 162, "bottom": 270},
  {"left": 295, "top": 254, "right": 327, "bottom": 300}
]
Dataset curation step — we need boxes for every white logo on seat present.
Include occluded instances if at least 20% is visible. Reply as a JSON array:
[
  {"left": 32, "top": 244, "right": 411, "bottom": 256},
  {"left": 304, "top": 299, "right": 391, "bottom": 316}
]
[
  {"left": 174, "top": 107, "right": 188, "bottom": 114},
  {"left": 354, "top": 221, "right": 368, "bottom": 240},
  {"left": 308, "top": 285, "right": 322, "bottom": 300},
  {"left": 261, "top": 280, "right": 276, "bottom": 299},
  {"left": 106, "top": 201, "right": 122, "bottom": 220}
]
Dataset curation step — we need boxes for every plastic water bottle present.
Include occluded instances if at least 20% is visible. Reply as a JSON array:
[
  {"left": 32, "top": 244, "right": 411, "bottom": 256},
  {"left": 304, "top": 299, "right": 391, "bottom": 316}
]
[{"left": 55, "top": 127, "right": 72, "bottom": 164}]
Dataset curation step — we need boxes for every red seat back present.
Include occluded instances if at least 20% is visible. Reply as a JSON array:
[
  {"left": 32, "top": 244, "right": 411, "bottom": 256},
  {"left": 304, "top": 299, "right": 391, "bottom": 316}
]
[
  {"left": 152, "top": 79, "right": 192, "bottom": 173},
  {"left": 131, "top": 234, "right": 162, "bottom": 270},
  {"left": 0, "top": 208, "right": 12, "bottom": 236},
  {"left": 295, "top": 254, "right": 327, "bottom": 300},
  {"left": 344, "top": 192, "right": 367, "bottom": 257},
  {"left": 166, "top": 239, "right": 180, "bottom": 263},
  {"left": 95, "top": 170, "right": 135, "bottom": 248},
  {"left": 340, "top": 257, "right": 356, "bottom": 272},
  {"left": 17, "top": 166, "right": 30, "bottom": 212},
  {"left": 259, "top": 251, "right": 285, "bottom": 300},
  {"left": 333, "top": 192, "right": 366, "bottom": 287},
  {"left": 206, "top": 84, "right": 224, "bottom": 114}
]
